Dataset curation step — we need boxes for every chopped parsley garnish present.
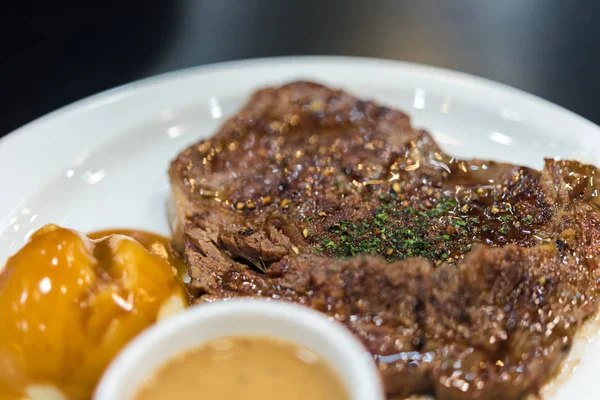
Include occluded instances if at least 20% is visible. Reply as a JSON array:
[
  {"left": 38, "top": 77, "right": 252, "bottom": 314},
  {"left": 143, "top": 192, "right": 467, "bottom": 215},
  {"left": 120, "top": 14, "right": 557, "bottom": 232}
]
[
  {"left": 522, "top": 215, "right": 534, "bottom": 224},
  {"left": 318, "top": 198, "right": 463, "bottom": 262}
]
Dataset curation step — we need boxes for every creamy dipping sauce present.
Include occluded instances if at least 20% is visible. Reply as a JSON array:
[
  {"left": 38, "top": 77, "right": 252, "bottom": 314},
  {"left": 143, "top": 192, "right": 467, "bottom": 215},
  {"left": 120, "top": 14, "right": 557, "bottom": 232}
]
[{"left": 135, "top": 336, "right": 349, "bottom": 400}]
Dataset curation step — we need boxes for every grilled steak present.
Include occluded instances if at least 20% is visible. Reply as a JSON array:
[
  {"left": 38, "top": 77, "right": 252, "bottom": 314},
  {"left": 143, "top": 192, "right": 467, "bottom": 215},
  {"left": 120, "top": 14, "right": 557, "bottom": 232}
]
[{"left": 169, "top": 82, "right": 600, "bottom": 399}]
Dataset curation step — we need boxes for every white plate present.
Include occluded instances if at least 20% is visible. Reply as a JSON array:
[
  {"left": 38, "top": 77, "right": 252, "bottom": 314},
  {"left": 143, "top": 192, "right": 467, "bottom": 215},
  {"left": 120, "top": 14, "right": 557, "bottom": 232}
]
[{"left": 1, "top": 56, "right": 599, "bottom": 398}]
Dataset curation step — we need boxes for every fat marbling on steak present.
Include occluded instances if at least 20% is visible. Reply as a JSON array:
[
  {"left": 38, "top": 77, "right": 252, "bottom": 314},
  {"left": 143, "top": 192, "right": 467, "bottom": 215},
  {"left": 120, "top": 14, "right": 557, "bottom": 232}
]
[{"left": 169, "top": 82, "right": 600, "bottom": 399}]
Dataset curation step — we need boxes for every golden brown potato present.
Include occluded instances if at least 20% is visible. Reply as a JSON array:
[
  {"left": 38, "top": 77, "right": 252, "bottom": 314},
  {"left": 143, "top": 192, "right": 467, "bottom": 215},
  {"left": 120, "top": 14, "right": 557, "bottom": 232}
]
[{"left": 0, "top": 225, "right": 186, "bottom": 399}]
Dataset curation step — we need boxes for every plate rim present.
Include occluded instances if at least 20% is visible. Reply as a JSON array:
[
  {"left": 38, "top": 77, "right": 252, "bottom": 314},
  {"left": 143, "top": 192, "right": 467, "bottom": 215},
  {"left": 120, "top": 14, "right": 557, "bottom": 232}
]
[{"left": 3, "top": 55, "right": 599, "bottom": 147}]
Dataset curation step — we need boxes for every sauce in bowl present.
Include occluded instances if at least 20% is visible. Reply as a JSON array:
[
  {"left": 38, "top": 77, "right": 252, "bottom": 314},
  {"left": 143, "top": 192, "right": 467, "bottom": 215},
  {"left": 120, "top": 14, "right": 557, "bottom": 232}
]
[{"left": 135, "top": 336, "right": 349, "bottom": 400}]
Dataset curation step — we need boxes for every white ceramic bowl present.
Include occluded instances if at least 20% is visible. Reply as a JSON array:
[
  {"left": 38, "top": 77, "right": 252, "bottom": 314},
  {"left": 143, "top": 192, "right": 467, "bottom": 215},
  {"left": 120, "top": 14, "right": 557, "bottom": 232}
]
[{"left": 94, "top": 299, "right": 384, "bottom": 400}]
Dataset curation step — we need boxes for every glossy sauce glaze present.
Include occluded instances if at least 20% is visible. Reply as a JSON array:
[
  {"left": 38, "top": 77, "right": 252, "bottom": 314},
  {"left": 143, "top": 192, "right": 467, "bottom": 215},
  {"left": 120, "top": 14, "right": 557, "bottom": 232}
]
[
  {"left": 88, "top": 229, "right": 190, "bottom": 292},
  {"left": 0, "top": 225, "right": 187, "bottom": 400},
  {"left": 172, "top": 82, "right": 555, "bottom": 267},
  {"left": 135, "top": 336, "right": 349, "bottom": 400}
]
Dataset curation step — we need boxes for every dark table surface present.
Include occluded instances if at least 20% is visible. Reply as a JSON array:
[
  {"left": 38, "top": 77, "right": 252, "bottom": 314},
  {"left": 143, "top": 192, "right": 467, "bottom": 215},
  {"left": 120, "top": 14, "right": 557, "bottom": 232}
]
[{"left": 2, "top": 0, "right": 600, "bottom": 137}]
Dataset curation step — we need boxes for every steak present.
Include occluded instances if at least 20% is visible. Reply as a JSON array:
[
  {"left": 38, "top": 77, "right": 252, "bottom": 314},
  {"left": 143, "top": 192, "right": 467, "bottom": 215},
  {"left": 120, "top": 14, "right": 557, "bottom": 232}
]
[{"left": 169, "top": 82, "right": 600, "bottom": 399}]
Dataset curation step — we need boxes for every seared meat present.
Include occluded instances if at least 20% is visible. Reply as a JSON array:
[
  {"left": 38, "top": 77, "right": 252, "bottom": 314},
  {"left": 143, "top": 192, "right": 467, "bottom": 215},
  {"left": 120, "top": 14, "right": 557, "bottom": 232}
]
[{"left": 169, "top": 82, "right": 600, "bottom": 399}]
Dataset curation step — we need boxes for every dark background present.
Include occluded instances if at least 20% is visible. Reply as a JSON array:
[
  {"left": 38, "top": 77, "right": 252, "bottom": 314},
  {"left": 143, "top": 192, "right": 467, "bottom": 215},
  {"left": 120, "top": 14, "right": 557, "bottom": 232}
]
[{"left": 2, "top": 0, "right": 599, "bottom": 137}]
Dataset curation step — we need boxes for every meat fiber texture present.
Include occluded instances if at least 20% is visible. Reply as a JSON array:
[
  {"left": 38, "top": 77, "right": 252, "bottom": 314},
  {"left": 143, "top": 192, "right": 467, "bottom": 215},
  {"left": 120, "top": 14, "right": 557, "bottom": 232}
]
[{"left": 169, "top": 82, "right": 600, "bottom": 399}]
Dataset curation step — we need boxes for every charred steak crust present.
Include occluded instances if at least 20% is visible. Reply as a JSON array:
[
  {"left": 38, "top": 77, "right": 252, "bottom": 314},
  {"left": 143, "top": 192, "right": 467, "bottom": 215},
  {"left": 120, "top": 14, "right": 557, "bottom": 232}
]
[{"left": 169, "top": 82, "right": 600, "bottom": 399}]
